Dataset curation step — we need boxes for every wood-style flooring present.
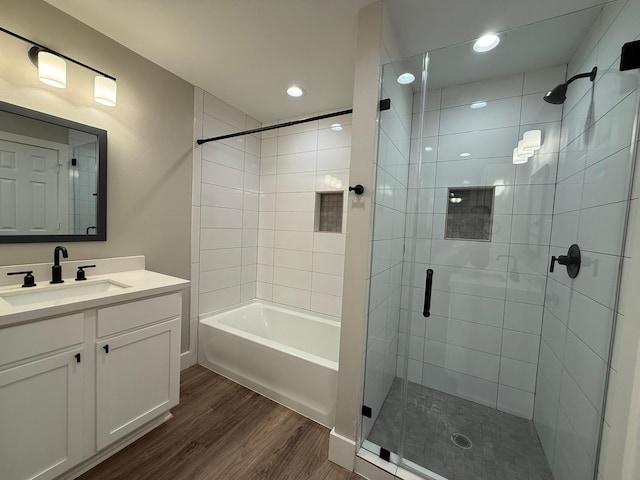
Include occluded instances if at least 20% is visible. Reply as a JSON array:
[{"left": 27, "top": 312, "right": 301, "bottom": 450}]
[{"left": 79, "top": 365, "right": 362, "bottom": 480}]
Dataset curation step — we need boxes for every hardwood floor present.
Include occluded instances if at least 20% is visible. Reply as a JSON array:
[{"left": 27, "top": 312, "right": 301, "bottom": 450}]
[{"left": 79, "top": 365, "right": 362, "bottom": 480}]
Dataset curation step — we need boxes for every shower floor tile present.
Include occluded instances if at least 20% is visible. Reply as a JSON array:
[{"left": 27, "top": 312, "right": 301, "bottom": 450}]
[{"left": 367, "top": 378, "right": 554, "bottom": 480}]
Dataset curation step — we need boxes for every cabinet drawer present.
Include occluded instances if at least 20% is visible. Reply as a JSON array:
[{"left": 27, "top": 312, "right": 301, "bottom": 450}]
[
  {"left": 97, "top": 293, "right": 181, "bottom": 337},
  {"left": 0, "top": 313, "right": 84, "bottom": 368}
]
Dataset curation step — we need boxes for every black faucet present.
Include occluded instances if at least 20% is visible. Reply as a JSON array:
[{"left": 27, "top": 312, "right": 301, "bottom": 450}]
[{"left": 51, "top": 246, "right": 69, "bottom": 284}]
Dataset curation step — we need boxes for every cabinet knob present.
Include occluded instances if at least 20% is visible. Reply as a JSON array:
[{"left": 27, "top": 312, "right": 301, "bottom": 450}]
[{"left": 103, "top": 344, "right": 109, "bottom": 354}]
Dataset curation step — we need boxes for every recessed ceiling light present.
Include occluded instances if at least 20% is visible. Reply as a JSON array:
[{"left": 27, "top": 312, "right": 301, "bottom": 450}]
[
  {"left": 397, "top": 72, "right": 415, "bottom": 85},
  {"left": 470, "top": 101, "right": 488, "bottom": 109},
  {"left": 473, "top": 34, "right": 500, "bottom": 53},
  {"left": 331, "top": 123, "right": 343, "bottom": 131},
  {"left": 459, "top": 152, "right": 471, "bottom": 157},
  {"left": 424, "top": 146, "right": 433, "bottom": 152},
  {"left": 286, "top": 85, "right": 305, "bottom": 97}
]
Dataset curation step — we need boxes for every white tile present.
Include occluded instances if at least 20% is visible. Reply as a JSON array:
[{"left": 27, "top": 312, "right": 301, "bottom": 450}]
[
  {"left": 261, "top": 138, "right": 277, "bottom": 157},
  {"left": 426, "top": 315, "right": 502, "bottom": 355},
  {"left": 499, "top": 357, "right": 537, "bottom": 392},
  {"left": 273, "top": 248, "right": 313, "bottom": 271},
  {"left": 200, "top": 228, "right": 242, "bottom": 250},
  {"left": 274, "top": 211, "right": 314, "bottom": 231},
  {"left": 202, "top": 141, "right": 245, "bottom": 171},
  {"left": 200, "top": 248, "right": 242, "bottom": 271},
  {"left": 199, "top": 286, "right": 241, "bottom": 314},
  {"left": 577, "top": 202, "right": 626, "bottom": 256},
  {"left": 312, "top": 252, "right": 345, "bottom": 275},
  {"left": 318, "top": 125, "right": 352, "bottom": 150},
  {"left": 260, "top": 175, "right": 277, "bottom": 194},
  {"left": 272, "top": 285, "right": 311, "bottom": 310},
  {"left": 257, "top": 247, "right": 274, "bottom": 266},
  {"left": 423, "top": 339, "right": 500, "bottom": 382},
  {"left": 504, "top": 301, "right": 543, "bottom": 334},
  {"left": 276, "top": 172, "right": 316, "bottom": 193},
  {"left": 318, "top": 111, "right": 352, "bottom": 128},
  {"left": 513, "top": 184, "right": 555, "bottom": 214},
  {"left": 244, "top": 172, "right": 260, "bottom": 193},
  {"left": 244, "top": 191, "right": 259, "bottom": 211},
  {"left": 497, "top": 385, "right": 534, "bottom": 419},
  {"left": 515, "top": 153, "right": 558, "bottom": 185},
  {"left": 441, "top": 73, "right": 523, "bottom": 108},
  {"left": 542, "top": 309, "right": 568, "bottom": 362},
  {"left": 421, "top": 363, "right": 497, "bottom": 408},
  {"left": 201, "top": 184, "right": 244, "bottom": 209},
  {"left": 241, "top": 264, "right": 256, "bottom": 284},
  {"left": 261, "top": 156, "right": 277, "bottom": 175},
  {"left": 521, "top": 122, "right": 561, "bottom": 155},
  {"left": 427, "top": 265, "right": 507, "bottom": 299},
  {"left": 201, "top": 206, "right": 243, "bottom": 229},
  {"left": 256, "top": 281, "right": 273, "bottom": 300},
  {"left": 313, "top": 233, "right": 346, "bottom": 254},
  {"left": 520, "top": 93, "right": 563, "bottom": 125},
  {"left": 501, "top": 329, "right": 540, "bottom": 363},
  {"left": 191, "top": 206, "right": 201, "bottom": 264},
  {"left": 202, "top": 161, "right": 244, "bottom": 190},
  {"left": 430, "top": 240, "right": 510, "bottom": 271},
  {"left": 241, "top": 247, "right": 257, "bottom": 266},
  {"left": 439, "top": 97, "right": 522, "bottom": 135},
  {"left": 256, "top": 265, "right": 273, "bottom": 283},
  {"left": 310, "top": 292, "right": 342, "bottom": 317},
  {"left": 523, "top": 65, "right": 567, "bottom": 95},
  {"left": 571, "top": 251, "right": 621, "bottom": 310},
  {"left": 564, "top": 330, "right": 607, "bottom": 412},
  {"left": 317, "top": 147, "right": 351, "bottom": 171},
  {"left": 242, "top": 228, "right": 258, "bottom": 247},
  {"left": 582, "top": 147, "right": 632, "bottom": 209},
  {"left": 437, "top": 127, "right": 519, "bottom": 161},
  {"left": 312, "top": 272, "right": 344, "bottom": 297},
  {"left": 429, "top": 290, "right": 505, "bottom": 327},
  {"left": 274, "top": 230, "right": 314, "bottom": 251},
  {"left": 507, "top": 244, "right": 550, "bottom": 275},
  {"left": 277, "top": 130, "right": 318, "bottom": 155},
  {"left": 204, "top": 92, "right": 246, "bottom": 130},
  {"left": 276, "top": 151, "right": 316, "bottom": 174},
  {"left": 434, "top": 157, "right": 515, "bottom": 188},
  {"left": 275, "top": 192, "right": 315, "bottom": 212},
  {"left": 245, "top": 137, "right": 261, "bottom": 159},
  {"left": 273, "top": 266, "right": 312, "bottom": 290},
  {"left": 317, "top": 171, "right": 349, "bottom": 191},
  {"left": 242, "top": 210, "right": 259, "bottom": 229},
  {"left": 567, "top": 291, "right": 613, "bottom": 361},
  {"left": 258, "top": 211, "right": 275, "bottom": 230},
  {"left": 510, "top": 214, "right": 553, "bottom": 245},
  {"left": 241, "top": 282, "right": 256, "bottom": 302}
]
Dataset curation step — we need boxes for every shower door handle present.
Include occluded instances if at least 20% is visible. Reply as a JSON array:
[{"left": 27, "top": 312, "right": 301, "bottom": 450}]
[{"left": 423, "top": 269, "right": 433, "bottom": 318}]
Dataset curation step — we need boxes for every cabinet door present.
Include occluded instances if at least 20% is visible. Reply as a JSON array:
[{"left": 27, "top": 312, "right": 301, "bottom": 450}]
[
  {"left": 96, "top": 318, "right": 180, "bottom": 450},
  {"left": 0, "top": 349, "right": 83, "bottom": 480}
]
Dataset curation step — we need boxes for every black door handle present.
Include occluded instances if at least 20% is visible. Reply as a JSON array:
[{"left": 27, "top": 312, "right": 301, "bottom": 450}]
[
  {"left": 423, "top": 269, "right": 433, "bottom": 318},
  {"left": 103, "top": 344, "right": 109, "bottom": 354}
]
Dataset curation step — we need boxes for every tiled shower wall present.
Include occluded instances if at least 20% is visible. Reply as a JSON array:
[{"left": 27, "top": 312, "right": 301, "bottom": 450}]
[
  {"left": 192, "top": 91, "right": 261, "bottom": 320},
  {"left": 534, "top": 1, "right": 640, "bottom": 479},
  {"left": 399, "top": 65, "right": 566, "bottom": 419},
  {"left": 255, "top": 112, "right": 351, "bottom": 318}
]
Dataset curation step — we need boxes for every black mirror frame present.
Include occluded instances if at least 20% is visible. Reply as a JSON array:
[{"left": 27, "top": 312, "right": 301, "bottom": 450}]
[{"left": 0, "top": 101, "right": 107, "bottom": 243}]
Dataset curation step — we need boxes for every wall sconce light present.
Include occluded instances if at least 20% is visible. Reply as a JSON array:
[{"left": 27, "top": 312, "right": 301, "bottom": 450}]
[
  {"left": 513, "top": 130, "right": 542, "bottom": 164},
  {"left": 2, "top": 26, "right": 117, "bottom": 107}
]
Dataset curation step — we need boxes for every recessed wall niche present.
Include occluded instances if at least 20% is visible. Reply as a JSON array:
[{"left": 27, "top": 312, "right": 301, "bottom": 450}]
[
  {"left": 445, "top": 187, "right": 494, "bottom": 241},
  {"left": 315, "top": 192, "right": 343, "bottom": 233}
]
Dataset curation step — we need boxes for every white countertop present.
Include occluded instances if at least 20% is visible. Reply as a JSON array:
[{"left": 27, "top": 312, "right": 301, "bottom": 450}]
[{"left": 0, "top": 269, "right": 189, "bottom": 328}]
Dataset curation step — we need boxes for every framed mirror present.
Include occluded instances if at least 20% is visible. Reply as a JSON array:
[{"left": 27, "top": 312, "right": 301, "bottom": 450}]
[{"left": 0, "top": 101, "right": 106, "bottom": 243}]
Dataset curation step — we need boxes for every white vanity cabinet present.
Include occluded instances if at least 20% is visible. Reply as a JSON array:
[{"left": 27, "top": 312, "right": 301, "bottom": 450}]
[
  {"left": 0, "top": 314, "right": 85, "bottom": 480},
  {"left": 0, "top": 284, "right": 184, "bottom": 480},
  {"left": 95, "top": 293, "right": 181, "bottom": 449}
]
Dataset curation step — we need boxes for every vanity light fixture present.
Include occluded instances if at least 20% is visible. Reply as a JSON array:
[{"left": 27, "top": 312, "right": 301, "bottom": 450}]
[
  {"left": 286, "top": 85, "right": 305, "bottom": 97},
  {"left": 0, "top": 26, "right": 117, "bottom": 106},
  {"left": 473, "top": 33, "right": 501, "bottom": 53},
  {"left": 397, "top": 72, "right": 416, "bottom": 84}
]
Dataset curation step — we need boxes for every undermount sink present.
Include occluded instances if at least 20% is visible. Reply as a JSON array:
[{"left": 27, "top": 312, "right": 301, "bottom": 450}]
[{"left": 0, "top": 280, "right": 130, "bottom": 307}]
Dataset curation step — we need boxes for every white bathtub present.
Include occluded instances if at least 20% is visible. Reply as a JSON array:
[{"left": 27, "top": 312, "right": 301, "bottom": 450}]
[{"left": 198, "top": 301, "right": 340, "bottom": 427}]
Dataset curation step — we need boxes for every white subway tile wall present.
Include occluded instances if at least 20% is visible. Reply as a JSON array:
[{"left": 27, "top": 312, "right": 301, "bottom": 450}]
[
  {"left": 256, "top": 111, "right": 351, "bottom": 320},
  {"left": 401, "top": 65, "right": 566, "bottom": 421},
  {"left": 534, "top": 3, "right": 640, "bottom": 479},
  {"left": 194, "top": 91, "right": 261, "bottom": 315}
]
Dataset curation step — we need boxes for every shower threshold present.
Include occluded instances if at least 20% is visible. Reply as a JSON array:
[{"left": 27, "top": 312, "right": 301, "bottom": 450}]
[{"left": 366, "top": 378, "right": 553, "bottom": 480}]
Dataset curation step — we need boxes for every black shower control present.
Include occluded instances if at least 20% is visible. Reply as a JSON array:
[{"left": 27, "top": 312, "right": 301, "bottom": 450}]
[
  {"left": 75, "top": 265, "right": 96, "bottom": 281},
  {"left": 349, "top": 185, "right": 365, "bottom": 195},
  {"left": 7, "top": 270, "right": 36, "bottom": 287},
  {"left": 550, "top": 244, "right": 581, "bottom": 278}
]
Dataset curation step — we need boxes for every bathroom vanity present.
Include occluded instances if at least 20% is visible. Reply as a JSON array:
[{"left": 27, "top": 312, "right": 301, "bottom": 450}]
[{"left": 0, "top": 257, "right": 189, "bottom": 480}]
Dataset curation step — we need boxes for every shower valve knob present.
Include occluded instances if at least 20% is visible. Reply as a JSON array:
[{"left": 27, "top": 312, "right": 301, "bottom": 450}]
[
  {"left": 550, "top": 244, "right": 581, "bottom": 278},
  {"left": 349, "top": 185, "right": 365, "bottom": 195}
]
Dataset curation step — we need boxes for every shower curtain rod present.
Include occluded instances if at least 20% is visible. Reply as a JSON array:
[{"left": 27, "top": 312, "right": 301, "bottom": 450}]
[{"left": 196, "top": 108, "right": 353, "bottom": 145}]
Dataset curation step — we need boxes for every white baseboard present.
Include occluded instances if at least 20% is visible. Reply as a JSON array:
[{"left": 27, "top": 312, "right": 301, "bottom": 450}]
[
  {"left": 180, "top": 350, "right": 196, "bottom": 370},
  {"left": 329, "top": 428, "right": 356, "bottom": 471}
]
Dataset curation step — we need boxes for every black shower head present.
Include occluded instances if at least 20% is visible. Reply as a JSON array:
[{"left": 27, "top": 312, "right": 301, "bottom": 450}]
[{"left": 543, "top": 67, "right": 597, "bottom": 105}]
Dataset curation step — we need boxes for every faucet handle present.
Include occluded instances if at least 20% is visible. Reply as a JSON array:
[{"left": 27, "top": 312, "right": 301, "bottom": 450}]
[
  {"left": 7, "top": 270, "right": 36, "bottom": 288},
  {"left": 75, "top": 265, "right": 96, "bottom": 281}
]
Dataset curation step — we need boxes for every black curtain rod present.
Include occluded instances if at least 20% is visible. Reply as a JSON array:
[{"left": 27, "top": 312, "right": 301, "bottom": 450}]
[
  {"left": 196, "top": 109, "right": 353, "bottom": 145},
  {"left": 0, "top": 26, "right": 116, "bottom": 81}
]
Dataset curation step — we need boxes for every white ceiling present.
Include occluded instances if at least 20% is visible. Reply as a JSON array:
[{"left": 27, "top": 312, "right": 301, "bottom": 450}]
[{"left": 44, "top": 0, "right": 613, "bottom": 123}]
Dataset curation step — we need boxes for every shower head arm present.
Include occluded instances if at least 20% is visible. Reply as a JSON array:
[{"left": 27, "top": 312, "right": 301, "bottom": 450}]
[{"left": 566, "top": 66, "right": 597, "bottom": 86}]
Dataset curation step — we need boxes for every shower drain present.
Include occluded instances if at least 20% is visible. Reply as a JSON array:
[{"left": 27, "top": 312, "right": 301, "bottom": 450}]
[{"left": 451, "top": 433, "right": 473, "bottom": 449}]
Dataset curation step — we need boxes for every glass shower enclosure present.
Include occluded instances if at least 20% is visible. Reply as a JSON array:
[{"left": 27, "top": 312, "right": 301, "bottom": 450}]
[{"left": 361, "top": 6, "right": 640, "bottom": 480}]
